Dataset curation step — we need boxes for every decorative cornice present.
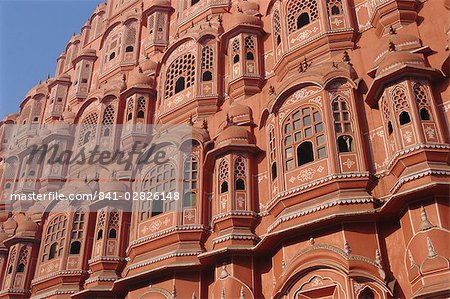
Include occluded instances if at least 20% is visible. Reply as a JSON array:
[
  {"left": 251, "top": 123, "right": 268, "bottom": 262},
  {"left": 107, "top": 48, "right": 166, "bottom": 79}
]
[
  {"left": 212, "top": 233, "right": 260, "bottom": 245},
  {"left": 31, "top": 270, "right": 87, "bottom": 285},
  {"left": 266, "top": 172, "right": 371, "bottom": 209},
  {"left": 127, "top": 251, "right": 202, "bottom": 271},
  {"left": 268, "top": 197, "right": 374, "bottom": 232},
  {"left": 212, "top": 210, "right": 259, "bottom": 221},
  {"left": 390, "top": 169, "right": 450, "bottom": 194},
  {"left": 30, "top": 290, "right": 77, "bottom": 299},
  {"left": 129, "top": 225, "right": 206, "bottom": 248},
  {"left": 386, "top": 143, "right": 450, "bottom": 170}
]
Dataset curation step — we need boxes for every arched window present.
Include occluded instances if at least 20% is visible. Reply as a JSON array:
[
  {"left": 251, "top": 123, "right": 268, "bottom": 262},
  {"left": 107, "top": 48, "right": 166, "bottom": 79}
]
[
  {"left": 109, "top": 52, "right": 116, "bottom": 60},
  {"left": 108, "top": 209, "right": 120, "bottom": 239},
  {"left": 420, "top": 108, "right": 430, "bottom": 120},
  {"left": 297, "top": 141, "right": 314, "bottom": 166},
  {"left": 338, "top": 135, "right": 353, "bottom": 152},
  {"left": 221, "top": 181, "right": 229, "bottom": 193},
  {"left": 17, "top": 246, "right": 28, "bottom": 273},
  {"left": 97, "top": 229, "right": 103, "bottom": 240},
  {"left": 70, "top": 209, "right": 84, "bottom": 254},
  {"left": 234, "top": 155, "right": 247, "bottom": 190},
  {"left": 271, "top": 162, "right": 278, "bottom": 180},
  {"left": 201, "top": 45, "right": 214, "bottom": 82},
  {"left": 245, "top": 36, "right": 256, "bottom": 61},
  {"left": 388, "top": 121, "right": 393, "bottom": 135},
  {"left": 126, "top": 98, "right": 134, "bottom": 122},
  {"left": 141, "top": 163, "right": 176, "bottom": 220},
  {"left": 218, "top": 159, "right": 229, "bottom": 194},
  {"left": 165, "top": 53, "right": 196, "bottom": 98},
  {"left": 273, "top": 10, "right": 282, "bottom": 47},
  {"left": 43, "top": 215, "right": 67, "bottom": 261},
  {"left": 7, "top": 247, "right": 16, "bottom": 274},
  {"left": 202, "top": 71, "right": 212, "bottom": 81},
  {"left": 69, "top": 241, "right": 81, "bottom": 254},
  {"left": 414, "top": 83, "right": 432, "bottom": 121},
  {"left": 232, "top": 39, "right": 240, "bottom": 64},
  {"left": 49, "top": 243, "right": 58, "bottom": 260},
  {"left": 96, "top": 209, "right": 106, "bottom": 240},
  {"left": 183, "top": 155, "right": 198, "bottom": 208},
  {"left": 137, "top": 97, "right": 146, "bottom": 120},
  {"left": 236, "top": 178, "right": 245, "bottom": 190},
  {"left": 124, "top": 22, "right": 136, "bottom": 56},
  {"left": 283, "top": 106, "right": 326, "bottom": 170},
  {"left": 392, "top": 86, "right": 411, "bottom": 125},
  {"left": 102, "top": 104, "right": 115, "bottom": 136},
  {"left": 17, "top": 263, "right": 25, "bottom": 273},
  {"left": 297, "top": 12, "right": 310, "bottom": 29},
  {"left": 191, "top": 0, "right": 200, "bottom": 5},
  {"left": 108, "top": 229, "right": 117, "bottom": 238},
  {"left": 287, "top": 0, "right": 318, "bottom": 33},
  {"left": 332, "top": 97, "right": 352, "bottom": 133},
  {"left": 175, "top": 77, "right": 186, "bottom": 93},
  {"left": 358, "top": 287, "right": 375, "bottom": 299},
  {"left": 399, "top": 111, "right": 411, "bottom": 125},
  {"left": 327, "top": 0, "right": 343, "bottom": 15},
  {"left": 78, "top": 112, "right": 98, "bottom": 146}
]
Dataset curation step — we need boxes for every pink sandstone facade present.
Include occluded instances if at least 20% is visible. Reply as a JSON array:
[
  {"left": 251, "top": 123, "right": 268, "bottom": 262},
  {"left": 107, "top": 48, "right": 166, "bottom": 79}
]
[{"left": 0, "top": 0, "right": 449, "bottom": 298}]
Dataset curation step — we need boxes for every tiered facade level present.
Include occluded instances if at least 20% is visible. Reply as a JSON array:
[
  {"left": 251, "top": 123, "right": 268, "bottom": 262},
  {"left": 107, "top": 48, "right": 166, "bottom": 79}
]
[{"left": 0, "top": 0, "right": 449, "bottom": 298}]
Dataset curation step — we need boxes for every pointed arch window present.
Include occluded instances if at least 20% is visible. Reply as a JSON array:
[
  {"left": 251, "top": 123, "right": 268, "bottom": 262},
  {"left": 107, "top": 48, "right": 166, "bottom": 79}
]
[
  {"left": 126, "top": 98, "right": 134, "bottom": 122},
  {"left": 78, "top": 112, "right": 98, "bottom": 146},
  {"left": 283, "top": 106, "right": 326, "bottom": 170},
  {"left": 108, "top": 209, "right": 119, "bottom": 239},
  {"left": 218, "top": 159, "right": 229, "bottom": 194},
  {"left": 17, "top": 246, "right": 28, "bottom": 273},
  {"left": 272, "top": 10, "right": 282, "bottom": 47},
  {"left": 234, "top": 156, "right": 247, "bottom": 190},
  {"left": 96, "top": 209, "right": 106, "bottom": 240},
  {"left": 43, "top": 215, "right": 67, "bottom": 261},
  {"left": 332, "top": 96, "right": 355, "bottom": 152},
  {"left": 165, "top": 53, "right": 196, "bottom": 98},
  {"left": 102, "top": 104, "right": 115, "bottom": 137},
  {"left": 287, "top": 0, "right": 319, "bottom": 34},
  {"left": 137, "top": 97, "right": 146, "bottom": 120},
  {"left": 392, "top": 86, "right": 411, "bottom": 126},
  {"left": 232, "top": 39, "right": 240, "bottom": 64},
  {"left": 358, "top": 288, "right": 375, "bottom": 299},
  {"left": 245, "top": 36, "right": 256, "bottom": 61},
  {"left": 413, "top": 83, "right": 432, "bottom": 121},
  {"left": 327, "top": 0, "right": 343, "bottom": 15}
]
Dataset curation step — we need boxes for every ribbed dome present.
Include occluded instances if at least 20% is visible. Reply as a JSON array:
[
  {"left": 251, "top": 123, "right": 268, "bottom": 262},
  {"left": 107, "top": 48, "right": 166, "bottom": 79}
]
[
  {"left": 128, "top": 67, "right": 151, "bottom": 88},
  {"left": 81, "top": 48, "right": 96, "bottom": 56},
  {"left": 16, "top": 216, "right": 38, "bottom": 233},
  {"left": 376, "top": 51, "right": 425, "bottom": 77},
  {"left": 390, "top": 33, "right": 421, "bottom": 51},
  {"left": 216, "top": 125, "right": 251, "bottom": 146},
  {"left": 141, "top": 58, "right": 158, "bottom": 73},
  {"left": 228, "top": 103, "right": 252, "bottom": 124},
  {"left": 232, "top": 0, "right": 262, "bottom": 27}
]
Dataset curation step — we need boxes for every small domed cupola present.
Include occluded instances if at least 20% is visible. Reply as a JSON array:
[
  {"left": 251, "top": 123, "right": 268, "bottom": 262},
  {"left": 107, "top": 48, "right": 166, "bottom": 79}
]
[{"left": 3, "top": 217, "right": 17, "bottom": 236}]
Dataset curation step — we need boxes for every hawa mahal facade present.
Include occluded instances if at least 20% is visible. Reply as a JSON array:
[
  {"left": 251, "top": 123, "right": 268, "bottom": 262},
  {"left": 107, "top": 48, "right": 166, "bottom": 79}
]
[{"left": 0, "top": 0, "right": 449, "bottom": 298}]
